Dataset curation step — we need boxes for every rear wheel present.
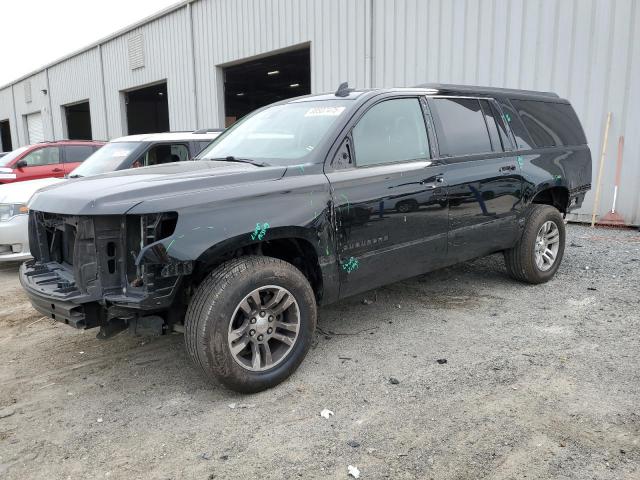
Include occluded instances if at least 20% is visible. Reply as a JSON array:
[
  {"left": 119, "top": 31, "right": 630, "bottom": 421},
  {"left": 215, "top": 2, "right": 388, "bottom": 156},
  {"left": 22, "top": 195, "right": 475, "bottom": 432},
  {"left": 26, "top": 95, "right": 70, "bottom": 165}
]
[
  {"left": 504, "top": 205, "right": 565, "bottom": 284},
  {"left": 184, "top": 256, "right": 317, "bottom": 393}
]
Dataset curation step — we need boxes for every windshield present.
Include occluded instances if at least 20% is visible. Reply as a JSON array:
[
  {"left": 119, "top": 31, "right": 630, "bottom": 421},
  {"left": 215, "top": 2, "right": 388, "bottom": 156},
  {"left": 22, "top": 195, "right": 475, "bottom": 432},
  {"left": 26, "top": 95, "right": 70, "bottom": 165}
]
[
  {"left": 198, "top": 100, "right": 351, "bottom": 164},
  {"left": 0, "top": 146, "right": 30, "bottom": 167},
  {"left": 70, "top": 142, "right": 140, "bottom": 177}
]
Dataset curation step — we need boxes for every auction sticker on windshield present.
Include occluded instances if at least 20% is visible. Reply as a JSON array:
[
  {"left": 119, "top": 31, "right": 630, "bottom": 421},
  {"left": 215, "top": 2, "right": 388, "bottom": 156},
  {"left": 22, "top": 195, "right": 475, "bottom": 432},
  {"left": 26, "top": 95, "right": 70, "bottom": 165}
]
[{"left": 304, "top": 106, "right": 346, "bottom": 117}]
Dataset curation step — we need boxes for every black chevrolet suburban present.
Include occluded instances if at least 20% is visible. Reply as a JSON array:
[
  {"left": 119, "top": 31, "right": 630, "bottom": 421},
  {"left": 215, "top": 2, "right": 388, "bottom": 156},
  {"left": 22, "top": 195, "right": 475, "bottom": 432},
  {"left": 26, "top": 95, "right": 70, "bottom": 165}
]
[{"left": 20, "top": 84, "right": 591, "bottom": 392}]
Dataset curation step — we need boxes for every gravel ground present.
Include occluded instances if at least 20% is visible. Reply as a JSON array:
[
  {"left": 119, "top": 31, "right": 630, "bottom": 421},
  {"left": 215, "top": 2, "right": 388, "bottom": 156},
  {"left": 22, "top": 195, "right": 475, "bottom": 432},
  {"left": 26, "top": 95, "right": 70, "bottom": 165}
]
[{"left": 0, "top": 224, "right": 638, "bottom": 480}]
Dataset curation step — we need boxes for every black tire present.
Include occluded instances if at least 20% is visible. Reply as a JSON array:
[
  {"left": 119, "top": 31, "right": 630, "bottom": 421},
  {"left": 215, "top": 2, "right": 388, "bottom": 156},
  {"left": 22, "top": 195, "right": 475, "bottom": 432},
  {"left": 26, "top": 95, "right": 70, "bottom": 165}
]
[
  {"left": 397, "top": 200, "right": 418, "bottom": 213},
  {"left": 184, "top": 256, "right": 317, "bottom": 393},
  {"left": 504, "top": 205, "right": 566, "bottom": 284}
]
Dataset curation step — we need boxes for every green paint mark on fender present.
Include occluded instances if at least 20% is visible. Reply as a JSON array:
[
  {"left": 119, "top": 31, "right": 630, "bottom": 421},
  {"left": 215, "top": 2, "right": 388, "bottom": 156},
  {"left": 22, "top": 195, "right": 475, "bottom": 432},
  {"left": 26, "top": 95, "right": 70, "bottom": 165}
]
[
  {"left": 341, "top": 256, "right": 359, "bottom": 273},
  {"left": 251, "top": 223, "right": 270, "bottom": 241},
  {"left": 517, "top": 155, "right": 524, "bottom": 167}
]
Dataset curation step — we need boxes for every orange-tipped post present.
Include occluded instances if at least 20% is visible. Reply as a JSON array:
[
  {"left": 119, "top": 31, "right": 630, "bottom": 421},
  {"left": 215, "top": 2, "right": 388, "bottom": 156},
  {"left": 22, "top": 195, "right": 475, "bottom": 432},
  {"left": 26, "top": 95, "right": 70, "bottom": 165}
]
[{"left": 598, "top": 136, "right": 626, "bottom": 226}]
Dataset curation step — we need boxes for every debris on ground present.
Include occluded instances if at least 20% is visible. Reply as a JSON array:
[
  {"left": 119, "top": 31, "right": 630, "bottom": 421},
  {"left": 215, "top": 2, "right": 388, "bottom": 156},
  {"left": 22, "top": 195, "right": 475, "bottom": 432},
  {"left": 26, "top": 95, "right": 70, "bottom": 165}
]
[
  {"left": 0, "top": 407, "right": 16, "bottom": 419},
  {"left": 587, "top": 287, "right": 597, "bottom": 291},
  {"left": 347, "top": 440, "right": 361, "bottom": 448},
  {"left": 320, "top": 408, "right": 334, "bottom": 419},
  {"left": 96, "top": 418, "right": 103, "bottom": 423},
  {"left": 436, "top": 359, "right": 448, "bottom": 364},
  {"left": 389, "top": 377, "right": 400, "bottom": 385},
  {"left": 348, "top": 465, "right": 361, "bottom": 478},
  {"left": 228, "top": 403, "right": 255, "bottom": 409},
  {"left": 361, "top": 298, "right": 374, "bottom": 305}
]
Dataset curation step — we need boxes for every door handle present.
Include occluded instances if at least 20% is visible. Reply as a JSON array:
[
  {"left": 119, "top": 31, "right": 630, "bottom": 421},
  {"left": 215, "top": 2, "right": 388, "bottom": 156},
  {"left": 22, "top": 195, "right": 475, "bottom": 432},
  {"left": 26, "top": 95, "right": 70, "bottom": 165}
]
[
  {"left": 499, "top": 165, "right": 516, "bottom": 173},
  {"left": 422, "top": 175, "right": 445, "bottom": 189},
  {"left": 52, "top": 168, "right": 63, "bottom": 173}
]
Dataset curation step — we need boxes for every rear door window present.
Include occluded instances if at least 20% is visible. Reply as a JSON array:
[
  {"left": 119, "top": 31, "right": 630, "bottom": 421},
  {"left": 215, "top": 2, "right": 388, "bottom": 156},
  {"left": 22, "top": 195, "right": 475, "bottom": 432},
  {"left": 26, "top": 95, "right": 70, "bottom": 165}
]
[
  {"left": 479, "top": 99, "right": 503, "bottom": 152},
  {"left": 63, "top": 145, "right": 95, "bottom": 163},
  {"left": 431, "top": 98, "right": 492, "bottom": 156},
  {"left": 352, "top": 98, "right": 430, "bottom": 167}
]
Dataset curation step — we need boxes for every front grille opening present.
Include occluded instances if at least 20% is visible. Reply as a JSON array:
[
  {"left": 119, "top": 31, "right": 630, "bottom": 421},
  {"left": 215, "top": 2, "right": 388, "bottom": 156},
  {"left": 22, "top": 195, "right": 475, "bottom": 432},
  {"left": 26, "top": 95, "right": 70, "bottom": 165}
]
[
  {"left": 107, "top": 242, "right": 116, "bottom": 257},
  {"left": 158, "top": 213, "right": 178, "bottom": 240}
]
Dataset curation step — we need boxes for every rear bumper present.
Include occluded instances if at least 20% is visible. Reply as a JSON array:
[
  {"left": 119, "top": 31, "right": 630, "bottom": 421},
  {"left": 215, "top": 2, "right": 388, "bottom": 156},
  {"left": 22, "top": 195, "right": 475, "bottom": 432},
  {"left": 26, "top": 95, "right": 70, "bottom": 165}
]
[{"left": 0, "top": 215, "right": 31, "bottom": 262}]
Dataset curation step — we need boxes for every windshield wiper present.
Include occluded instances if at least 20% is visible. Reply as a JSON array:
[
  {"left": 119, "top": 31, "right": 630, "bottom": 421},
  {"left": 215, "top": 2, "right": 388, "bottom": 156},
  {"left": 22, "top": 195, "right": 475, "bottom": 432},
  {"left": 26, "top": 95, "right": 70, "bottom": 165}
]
[{"left": 207, "top": 156, "right": 268, "bottom": 167}]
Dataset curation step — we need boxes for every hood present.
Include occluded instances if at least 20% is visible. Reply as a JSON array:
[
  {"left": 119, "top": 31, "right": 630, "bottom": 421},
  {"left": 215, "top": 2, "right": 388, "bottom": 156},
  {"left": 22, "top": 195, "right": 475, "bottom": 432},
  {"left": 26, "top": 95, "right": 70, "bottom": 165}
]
[
  {"left": 0, "top": 177, "right": 66, "bottom": 204},
  {"left": 29, "top": 160, "right": 287, "bottom": 215}
]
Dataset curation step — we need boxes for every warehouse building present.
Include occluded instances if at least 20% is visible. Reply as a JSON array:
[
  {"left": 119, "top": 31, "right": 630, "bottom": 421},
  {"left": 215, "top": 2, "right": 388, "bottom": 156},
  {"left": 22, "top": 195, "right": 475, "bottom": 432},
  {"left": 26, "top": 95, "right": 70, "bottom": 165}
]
[{"left": 0, "top": 0, "right": 638, "bottom": 224}]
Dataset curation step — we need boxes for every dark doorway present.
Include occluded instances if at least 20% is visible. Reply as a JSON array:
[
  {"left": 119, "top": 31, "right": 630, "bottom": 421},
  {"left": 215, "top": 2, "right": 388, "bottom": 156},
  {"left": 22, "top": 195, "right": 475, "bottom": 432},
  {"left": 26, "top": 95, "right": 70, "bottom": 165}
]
[
  {"left": 64, "top": 101, "right": 92, "bottom": 140},
  {"left": 125, "top": 82, "right": 170, "bottom": 134},
  {"left": 0, "top": 120, "right": 11, "bottom": 151},
  {"left": 223, "top": 47, "right": 311, "bottom": 126}
]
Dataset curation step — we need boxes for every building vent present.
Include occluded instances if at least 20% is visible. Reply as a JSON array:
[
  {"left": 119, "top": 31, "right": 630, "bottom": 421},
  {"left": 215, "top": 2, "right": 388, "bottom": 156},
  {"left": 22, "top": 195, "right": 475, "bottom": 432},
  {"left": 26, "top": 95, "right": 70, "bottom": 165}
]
[
  {"left": 128, "top": 34, "right": 145, "bottom": 70},
  {"left": 24, "top": 81, "right": 32, "bottom": 103}
]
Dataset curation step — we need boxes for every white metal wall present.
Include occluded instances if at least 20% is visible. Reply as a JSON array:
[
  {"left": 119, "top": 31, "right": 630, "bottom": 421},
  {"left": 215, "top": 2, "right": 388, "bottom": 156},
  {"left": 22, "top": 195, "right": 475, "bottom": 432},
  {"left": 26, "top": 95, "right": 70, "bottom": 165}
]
[
  {"left": 0, "top": 0, "right": 637, "bottom": 223},
  {"left": 101, "top": 7, "right": 197, "bottom": 136},
  {"left": 0, "top": 87, "right": 18, "bottom": 150},
  {"left": 48, "top": 48, "right": 108, "bottom": 140}
]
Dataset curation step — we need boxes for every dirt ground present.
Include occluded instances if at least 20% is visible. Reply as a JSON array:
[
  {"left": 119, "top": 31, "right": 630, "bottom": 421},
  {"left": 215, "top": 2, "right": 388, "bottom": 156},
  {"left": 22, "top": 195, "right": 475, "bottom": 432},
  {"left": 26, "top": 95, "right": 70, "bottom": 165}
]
[{"left": 0, "top": 224, "right": 638, "bottom": 480}]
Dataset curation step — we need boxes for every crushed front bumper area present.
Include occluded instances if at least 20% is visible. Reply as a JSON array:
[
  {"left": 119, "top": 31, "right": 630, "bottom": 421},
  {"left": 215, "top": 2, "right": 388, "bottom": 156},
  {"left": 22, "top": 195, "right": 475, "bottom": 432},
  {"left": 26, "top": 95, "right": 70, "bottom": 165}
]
[
  {"left": 19, "top": 260, "right": 181, "bottom": 330},
  {"left": 20, "top": 261, "right": 102, "bottom": 328}
]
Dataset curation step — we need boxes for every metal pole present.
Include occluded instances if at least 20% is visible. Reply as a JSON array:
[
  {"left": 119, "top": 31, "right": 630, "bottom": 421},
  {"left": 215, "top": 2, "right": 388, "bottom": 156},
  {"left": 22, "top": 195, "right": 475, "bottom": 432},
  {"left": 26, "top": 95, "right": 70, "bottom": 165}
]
[{"left": 590, "top": 112, "right": 612, "bottom": 227}]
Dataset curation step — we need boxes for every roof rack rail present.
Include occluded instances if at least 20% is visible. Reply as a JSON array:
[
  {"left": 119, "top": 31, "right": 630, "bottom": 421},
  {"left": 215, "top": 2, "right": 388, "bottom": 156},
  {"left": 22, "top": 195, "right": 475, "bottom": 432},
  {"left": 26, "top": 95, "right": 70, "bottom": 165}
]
[
  {"left": 192, "top": 128, "right": 224, "bottom": 134},
  {"left": 37, "top": 139, "right": 106, "bottom": 144},
  {"left": 413, "top": 83, "right": 560, "bottom": 99}
]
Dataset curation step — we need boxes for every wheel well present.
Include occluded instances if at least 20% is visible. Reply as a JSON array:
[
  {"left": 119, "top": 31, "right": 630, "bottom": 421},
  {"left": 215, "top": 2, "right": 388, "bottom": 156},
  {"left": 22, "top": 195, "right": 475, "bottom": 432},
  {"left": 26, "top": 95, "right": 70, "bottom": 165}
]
[
  {"left": 192, "top": 238, "right": 323, "bottom": 301},
  {"left": 532, "top": 187, "right": 569, "bottom": 213}
]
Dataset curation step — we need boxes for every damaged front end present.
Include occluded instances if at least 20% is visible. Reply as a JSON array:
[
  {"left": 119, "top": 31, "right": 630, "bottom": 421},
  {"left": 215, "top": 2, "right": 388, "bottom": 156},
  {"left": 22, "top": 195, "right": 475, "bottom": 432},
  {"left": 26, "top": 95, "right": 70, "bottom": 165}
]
[{"left": 20, "top": 210, "right": 190, "bottom": 337}]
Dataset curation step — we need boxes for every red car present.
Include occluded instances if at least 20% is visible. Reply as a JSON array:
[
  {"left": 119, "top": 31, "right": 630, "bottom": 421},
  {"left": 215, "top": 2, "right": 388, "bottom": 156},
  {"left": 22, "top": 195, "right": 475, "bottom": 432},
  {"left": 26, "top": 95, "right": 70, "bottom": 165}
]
[{"left": 0, "top": 140, "right": 105, "bottom": 184}]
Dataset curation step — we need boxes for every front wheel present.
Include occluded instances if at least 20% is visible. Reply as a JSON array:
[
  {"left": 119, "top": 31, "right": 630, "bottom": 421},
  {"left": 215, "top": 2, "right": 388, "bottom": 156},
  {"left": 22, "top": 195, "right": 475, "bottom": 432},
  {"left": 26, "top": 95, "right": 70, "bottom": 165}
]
[
  {"left": 504, "top": 205, "right": 565, "bottom": 284},
  {"left": 184, "top": 256, "right": 317, "bottom": 393}
]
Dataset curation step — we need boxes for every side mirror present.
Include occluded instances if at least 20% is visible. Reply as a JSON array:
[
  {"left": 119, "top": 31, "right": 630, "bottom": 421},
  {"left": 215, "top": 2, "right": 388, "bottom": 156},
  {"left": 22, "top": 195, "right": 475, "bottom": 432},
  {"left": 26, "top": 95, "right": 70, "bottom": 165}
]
[{"left": 15, "top": 159, "right": 27, "bottom": 169}]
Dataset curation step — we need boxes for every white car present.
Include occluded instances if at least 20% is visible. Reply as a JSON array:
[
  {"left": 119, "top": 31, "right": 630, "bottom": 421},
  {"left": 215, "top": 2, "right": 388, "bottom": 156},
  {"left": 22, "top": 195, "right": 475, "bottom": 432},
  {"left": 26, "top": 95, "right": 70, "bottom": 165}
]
[
  {"left": 0, "top": 130, "right": 222, "bottom": 262},
  {"left": 0, "top": 177, "right": 64, "bottom": 261}
]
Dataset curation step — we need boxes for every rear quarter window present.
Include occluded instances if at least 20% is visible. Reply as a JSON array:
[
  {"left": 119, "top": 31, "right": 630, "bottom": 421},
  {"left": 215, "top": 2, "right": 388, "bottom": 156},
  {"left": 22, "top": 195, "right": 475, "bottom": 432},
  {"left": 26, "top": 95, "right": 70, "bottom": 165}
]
[
  {"left": 510, "top": 100, "right": 587, "bottom": 148},
  {"left": 497, "top": 99, "right": 534, "bottom": 150}
]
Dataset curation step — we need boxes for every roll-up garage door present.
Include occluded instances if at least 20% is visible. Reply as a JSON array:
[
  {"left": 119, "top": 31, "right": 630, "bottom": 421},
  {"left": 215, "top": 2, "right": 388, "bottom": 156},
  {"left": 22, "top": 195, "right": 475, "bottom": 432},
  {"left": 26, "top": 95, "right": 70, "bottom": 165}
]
[{"left": 26, "top": 112, "right": 44, "bottom": 144}]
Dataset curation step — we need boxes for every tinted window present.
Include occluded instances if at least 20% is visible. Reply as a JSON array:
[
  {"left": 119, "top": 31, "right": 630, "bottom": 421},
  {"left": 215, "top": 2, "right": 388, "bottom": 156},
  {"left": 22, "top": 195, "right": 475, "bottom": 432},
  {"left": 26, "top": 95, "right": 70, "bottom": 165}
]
[
  {"left": 134, "top": 143, "right": 189, "bottom": 167},
  {"left": 352, "top": 98, "right": 429, "bottom": 167},
  {"left": 432, "top": 98, "right": 492, "bottom": 156},
  {"left": 510, "top": 100, "right": 587, "bottom": 147},
  {"left": 497, "top": 99, "right": 534, "bottom": 150},
  {"left": 490, "top": 102, "right": 512, "bottom": 150},
  {"left": 479, "top": 100, "right": 503, "bottom": 152},
  {"left": 21, "top": 147, "right": 60, "bottom": 166},
  {"left": 194, "top": 141, "right": 212, "bottom": 156},
  {"left": 64, "top": 145, "right": 95, "bottom": 163}
]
